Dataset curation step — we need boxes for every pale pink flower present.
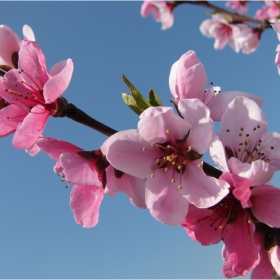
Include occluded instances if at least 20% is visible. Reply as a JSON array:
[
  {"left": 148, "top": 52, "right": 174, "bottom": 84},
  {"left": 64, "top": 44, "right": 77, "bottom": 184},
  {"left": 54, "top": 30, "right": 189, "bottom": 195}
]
[
  {"left": 37, "top": 137, "right": 147, "bottom": 228},
  {"left": 0, "top": 41, "right": 73, "bottom": 150},
  {"left": 255, "top": 1, "right": 280, "bottom": 21},
  {"left": 141, "top": 1, "right": 174, "bottom": 30},
  {"left": 210, "top": 97, "right": 280, "bottom": 186},
  {"left": 169, "top": 50, "right": 263, "bottom": 120},
  {"left": 226, "top": 1, "right": 248, "bottom": 14},
  {"left": 272, "top": 22, "right": 280, "bottom": 74},
  {"left": 181, "top": 173, "right": 280, "bottom": 277},
  {"left": 102, "top": 100, "right": 229, "bottom": 226},
  {"left": 200, "top": 14, "right": 248, "bottom": 52},
  {"left": 235, "top": 26, "right": 261, "bottom": 54},
  {"left": 0, "top": 24, "right": 35, "bottom": 70}
]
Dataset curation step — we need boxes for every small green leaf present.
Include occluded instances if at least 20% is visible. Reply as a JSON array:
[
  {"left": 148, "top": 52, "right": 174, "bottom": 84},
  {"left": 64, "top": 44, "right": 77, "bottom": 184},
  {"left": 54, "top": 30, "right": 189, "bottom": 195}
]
[
  {"left": 122, "top": 74, "right": 151, "bottom": 110},
  {"left": 148, "top": 89, "right": 163, "bottom": 106},
  {"left": 122, "top": 93, "right": 143, "bottom": 115}
]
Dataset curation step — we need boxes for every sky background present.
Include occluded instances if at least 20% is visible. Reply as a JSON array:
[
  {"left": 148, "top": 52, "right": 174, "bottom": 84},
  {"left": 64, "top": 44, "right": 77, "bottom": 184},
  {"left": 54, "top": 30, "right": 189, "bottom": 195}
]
[{"left": 0, "top": 1, "right": 279, "bottom": 279}]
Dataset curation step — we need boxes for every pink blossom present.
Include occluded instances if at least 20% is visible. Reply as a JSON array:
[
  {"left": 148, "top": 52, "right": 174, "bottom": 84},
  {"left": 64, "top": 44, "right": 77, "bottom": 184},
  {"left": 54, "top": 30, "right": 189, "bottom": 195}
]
[
  {"left": 37, "top": 137, "right": 147, "bottom": 228},
  {"left": 141, "top": 1, "right": 174, "bottom": 30},
  {"left": 255, "top": 1, "right": 280, "bottom": 21},
  {"left": 226, "top": 1, "right": 248, "bottom": 14},
  {"left": 200, "top": 14, "right": 247, "bottom": 52},
  {"left": 0, "top": 41, "right": 73, "bottom": 150},
  {"left": 210, "top": 97, "right": 280, "bottom": 186},
  {"left": 102, "top": 100, "right": 229, "bottom": 226},
  {"left": 181, "top": 173, "right": 280, "bottom": 277},
  {"left": 272, "top": 23, "right": 280, "bottom": 74},
  {"left": 169, "top": 50, "right": 263, "bottom": 120},
  {"left": 235, "top": 26, "right": 261, "bottom": 54},
  {"left": 0, "top": 24, "right": 35, "bottom": 70}
]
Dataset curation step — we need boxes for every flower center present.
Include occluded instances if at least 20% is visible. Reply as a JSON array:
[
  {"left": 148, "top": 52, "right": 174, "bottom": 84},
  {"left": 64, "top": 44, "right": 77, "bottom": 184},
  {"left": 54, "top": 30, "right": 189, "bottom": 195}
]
[
  {"left": 225, "top": 125, "right": 273, "bottom": 164},
  {"left": 143, "top": 129, "right": 202, "bottom": 189}
]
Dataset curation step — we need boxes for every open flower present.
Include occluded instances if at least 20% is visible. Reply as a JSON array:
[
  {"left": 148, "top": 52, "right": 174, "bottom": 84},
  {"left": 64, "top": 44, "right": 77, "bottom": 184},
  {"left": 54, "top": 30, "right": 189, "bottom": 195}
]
[
  {"left": 181, "top": 173, "right": 280, "bottom": 277},
  {"left": 210, "top": 96, "right": 280, "bottom": 184},
  {"left": 0, "top": 40, "right": 73, "bottom": 150},
  {"left": 169, "top": 50, "right": 263, "bottom": 120},
  {"left": 255, "top": 1, "right": 280, "bottom": 21},
  {"left": 37, "top": 137, "right": 146, "bottom": 228},
  {"left": 102, "top": 99, "right": 229, "bottom": 226},
  {"left": 141, "top": 1, "right": 174, "bottom": 30}
]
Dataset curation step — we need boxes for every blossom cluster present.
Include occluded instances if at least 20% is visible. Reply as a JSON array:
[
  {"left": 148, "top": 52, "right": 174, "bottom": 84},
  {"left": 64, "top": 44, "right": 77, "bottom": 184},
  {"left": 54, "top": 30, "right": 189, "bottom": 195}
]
[
  {"left": 140, "top": 1, "right": 280, "bottom": 54},
  {"left": 1, "top": 20, "right": 280, "bottom": 279}
]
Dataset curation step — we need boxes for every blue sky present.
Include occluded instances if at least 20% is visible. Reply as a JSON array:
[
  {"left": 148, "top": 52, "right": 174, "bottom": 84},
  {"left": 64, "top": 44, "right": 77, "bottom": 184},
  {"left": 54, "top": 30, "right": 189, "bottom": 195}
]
[{"left": 0, "top": 1, "right": 279, "bottom": 279}]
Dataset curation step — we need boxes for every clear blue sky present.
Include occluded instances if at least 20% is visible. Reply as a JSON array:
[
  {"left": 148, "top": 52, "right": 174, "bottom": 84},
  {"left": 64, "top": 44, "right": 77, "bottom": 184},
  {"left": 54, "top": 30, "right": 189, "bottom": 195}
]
[{"left": 0, "top": 1, "right": 279, "bottom": 278}]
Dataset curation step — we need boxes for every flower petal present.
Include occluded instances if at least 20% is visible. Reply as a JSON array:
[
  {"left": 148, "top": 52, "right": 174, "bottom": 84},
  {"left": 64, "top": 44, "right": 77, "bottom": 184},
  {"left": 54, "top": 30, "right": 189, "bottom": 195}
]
[
  {"left": 12, "top": 104, "right": 49, "bottom": 149},
  {"left": 70, "top": 184, "right": 104, "bottom": 228},
  {"left": 44, "top": 59, "right": 74, "bottom": 103}
]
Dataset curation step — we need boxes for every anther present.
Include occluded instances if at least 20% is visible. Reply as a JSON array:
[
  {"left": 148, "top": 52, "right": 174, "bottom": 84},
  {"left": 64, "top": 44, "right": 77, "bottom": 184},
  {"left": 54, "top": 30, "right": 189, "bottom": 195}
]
[
  {"left": 178, "top": 185, "right": 182, "bottom": 190},
  {"left": 171, "top": 179, "right": 175, "bottom": 183},
  {"left": 143, "top": 147, "right": 146, "bottom": 151},
  {"left": 151, "top": 174, "right": 155, "bottom": 178},
  {"left": 164, "top": 167, "right": 168, "bottom": 172},
  {"left": 166, "top": 129, "right": 170, "bottom": 133}
]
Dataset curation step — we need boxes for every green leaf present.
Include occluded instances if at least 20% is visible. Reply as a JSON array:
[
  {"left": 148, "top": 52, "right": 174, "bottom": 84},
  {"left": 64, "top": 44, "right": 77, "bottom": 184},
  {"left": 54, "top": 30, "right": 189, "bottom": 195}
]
[
  {"left": 122, "top": 93, "right": 143, "bottom": 115},
  {"left": 148, "top": 89, "right": 163, "bottom": 106},
  {"left": 122, "top": 74, "right": 151, "bottom": 110}
]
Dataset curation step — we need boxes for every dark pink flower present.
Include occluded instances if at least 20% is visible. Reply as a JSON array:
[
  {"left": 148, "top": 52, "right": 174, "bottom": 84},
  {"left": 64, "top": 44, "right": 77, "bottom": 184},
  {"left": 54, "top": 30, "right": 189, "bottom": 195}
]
[
  {"left": 0, "top": 41, "right": 73, "bottom": 150},
  {"left": 181, "top": 172, "right": 280, "bottom": 277},
  {"left": 37, "top": 137, "right": 147, "bottom": 228}
]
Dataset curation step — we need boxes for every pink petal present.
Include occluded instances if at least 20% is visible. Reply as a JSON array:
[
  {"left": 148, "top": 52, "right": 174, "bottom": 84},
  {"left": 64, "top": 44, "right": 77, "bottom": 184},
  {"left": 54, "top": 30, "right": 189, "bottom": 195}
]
[
  {"left": 181, "top": 163, "right": 229, "bottom": 208},
  {"left": 220, "top": 96, "right": 267, "bottom": 154},
  {"left": 70, "top": 184, "right": 104, "bottom": 228},
  {"left": 22, "top": 25, "right": 35, "bottom": 41},
  {"left": 0, "top": 104, "right": 28, "bottom": 137},
  {"left": 178, "top": 99, "right": 214, "bottom": 154},
  {"left": 228, "top": 157, "right": 275, "bottom": 186},
  {"left": 0, "top": 25, "right": 20, "bottom": 66},
  {"left": 105, "top": 165, "right": 146, "bottom": 209},
  {"left": 251, "top": 185, "right": 280, "bottom": 227},
  {"left": 101, "top": 129, "right": 156, "bottom": 179},
  {"left": 260, "top": 132, "right": 280, "bottom": 170},
  {"left": 209, "top": 90, "right": 263, "bottom": 121},
  {"left": 222, "top": 217, "right": 260, "bottom": 275},
  {"left": 146, "top": 169, "right": 189, "bottom": 226},
  {"left": 138, "top": 106, "right": 191, "bottom": 144},
  {"left": 60, "top": 153, "right": 101, "bottom": 187},
  {"left": 18, "top": 41, "right": 49, "bottom": 88},
  {"left": 181, "top": 204, "right": 222, "bottom": 245},
  {"left": 36, "top": 137, "right": 81, "bottom": 161},
  {"left": 209, "top": 134, "right": 229, "bottom": 171},
  {"left": 169, "top": 50, "right": 207, "bottom": 100},
  {"left": 12, "top": 104, "right": 49, "bottom": 149},
  {"left": 44, "top": 59, "right": 74, "bottom": 103}
]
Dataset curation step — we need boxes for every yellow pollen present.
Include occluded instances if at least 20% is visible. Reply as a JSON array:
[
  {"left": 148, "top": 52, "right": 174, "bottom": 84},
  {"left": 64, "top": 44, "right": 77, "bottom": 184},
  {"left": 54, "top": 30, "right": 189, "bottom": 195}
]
[
  {"left": 183, "top": 161, "right": 187, "bottom": 165},
  {"left": 172, "top": 161, "right": 176, "bottom": 165},
  {"left": 248, "top": 220, "right": 251, "bottom": 224},
  {"left": 164, "top": 167, "right": 168, "bottom": 172},
  {"left": 177, "top": 165, "right": 182, "bottom": 170},
  {"left": 167, "top": 145, "right": 171, "bottom": 148},
  {"left": 218, "top": 225, "right": 223, "bottom": 229},
  {"left": 166, "top": 156, "right": 172, "bottom": 161},
  {"left": 156, "top": 159, "right": 160, "bottom": 163},
  {"left": 151, "top": 143, "right": 155, "bottom": 147},
  {"left": 171, "top": 179, "right": 176, "bottom": 183},
  {"left": 151, "top": 174, "right": 155, "bottom": 178},
  {"left": 178, "top": 185, "right": 182, "bottom": 190},
  {"left": 7, "top": 89, "right": 14, "bottom": 93},
  {"left": 143, "top": 147, "right": 146, "bottom": 151},
  {"left": 166, "top": 129, "right": 170, "bottom": 133},
  {"left": 197, "top": 163, "right": 202, "bottom": 168},
  {"left": 188, "top": 146, "right": 192, "bottom": 151}
]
